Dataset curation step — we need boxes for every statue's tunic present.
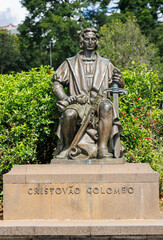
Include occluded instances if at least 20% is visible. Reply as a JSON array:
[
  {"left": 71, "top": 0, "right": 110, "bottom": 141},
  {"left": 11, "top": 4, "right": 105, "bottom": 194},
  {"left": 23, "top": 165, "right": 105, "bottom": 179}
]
[
  {"left": 52, "top": 51, "right": 123, "bottom": 155},
  {"left": 54, "top": 52, "right": 114, "bottom": 98},
  {"left": 82, "top": 57, "right": 96, "bottom": 91}
]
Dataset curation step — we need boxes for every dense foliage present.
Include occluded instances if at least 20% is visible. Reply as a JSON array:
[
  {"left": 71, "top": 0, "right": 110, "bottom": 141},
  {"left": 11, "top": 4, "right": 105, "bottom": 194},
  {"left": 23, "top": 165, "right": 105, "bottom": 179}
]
[
  {"left": 18, "top": 0, "right": 162, "bottom": 71},
  {"left": 0, "top": 66, "right": 58, "bottom": 200},
  {"left": 0, "top": 30, "right": 25, "bottom": 74},
  {"left": 1, "top": 1, "right": 162, "bottom": 76},
  {"left": 98, "top": 17, "right": 159, "bottom": 70},
  {"left": 113, "top": 0, "right": 163, "bottom": 80},
  {"left": 119, "top": 63, "right": 162, "bottom": 172},
  {"left": 18, "top": 0, "right": 112, "bottom": 69},
  {"left": 117, "top": 0, "right": 163, "bottom": 35},
  {"left": 0, "top": 64, "right": 162, "bottom": 200}
]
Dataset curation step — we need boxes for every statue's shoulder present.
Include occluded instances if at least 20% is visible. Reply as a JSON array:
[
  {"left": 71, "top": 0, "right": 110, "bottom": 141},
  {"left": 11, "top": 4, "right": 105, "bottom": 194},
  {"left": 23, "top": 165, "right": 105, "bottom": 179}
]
[
  {"left": 97, "top": 53, "right": 111, "bottom": 65},
  {"left": 66, "top": 53, "right": 80, "bottom": 63}
]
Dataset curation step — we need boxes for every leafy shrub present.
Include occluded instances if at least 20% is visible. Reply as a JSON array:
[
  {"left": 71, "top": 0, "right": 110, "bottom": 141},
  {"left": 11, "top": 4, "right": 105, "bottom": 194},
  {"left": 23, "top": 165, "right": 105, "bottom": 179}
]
[
  {"left": 119, "top": 63, "right": 163, "bottom": 187},
  {"left": 98, "top": 17, "right": 160, "bottom": 71},
  {"left": 0, "top": 63, "right": 162, "bottom": 201},
  {"left": 0, "top": 66, "right": 59, "bottom": 201}
]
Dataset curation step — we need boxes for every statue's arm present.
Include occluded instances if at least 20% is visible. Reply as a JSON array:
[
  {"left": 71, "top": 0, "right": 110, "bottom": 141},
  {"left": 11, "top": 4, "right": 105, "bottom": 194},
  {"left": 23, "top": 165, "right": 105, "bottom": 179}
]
[
  {"left": 51, "top": 61, "right": 69, "bottom": 101},
  {"left": 52, "top": 79, "right": 68, "bottom": 101}
]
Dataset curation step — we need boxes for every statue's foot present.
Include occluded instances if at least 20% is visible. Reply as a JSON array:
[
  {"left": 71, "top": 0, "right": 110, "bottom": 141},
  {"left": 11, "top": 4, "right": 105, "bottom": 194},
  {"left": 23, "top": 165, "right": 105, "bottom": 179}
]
[
  {"left": 55, "top": 149, "right": 69, "bottom": 159},
  {"left": 97, "top": 149, "right": 113, "bottom": 159}
]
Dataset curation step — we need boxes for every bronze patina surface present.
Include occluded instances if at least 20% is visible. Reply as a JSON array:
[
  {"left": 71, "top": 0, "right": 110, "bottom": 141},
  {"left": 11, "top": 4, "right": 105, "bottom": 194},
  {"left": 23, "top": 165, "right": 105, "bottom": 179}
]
[{"left": 52, "top": 28, "right": 127, "bottom": 160}]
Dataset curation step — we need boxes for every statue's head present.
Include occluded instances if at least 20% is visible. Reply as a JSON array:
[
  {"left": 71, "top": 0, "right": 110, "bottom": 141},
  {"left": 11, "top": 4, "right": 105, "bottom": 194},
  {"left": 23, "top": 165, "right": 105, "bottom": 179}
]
[{"left": 79, "top": 28, "right": 99, "bottom": 51}]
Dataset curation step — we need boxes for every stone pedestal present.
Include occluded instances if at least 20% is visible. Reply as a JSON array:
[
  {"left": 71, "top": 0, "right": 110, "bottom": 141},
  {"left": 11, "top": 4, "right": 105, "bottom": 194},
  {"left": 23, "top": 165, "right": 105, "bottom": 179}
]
[{"left": 3, "top": 162, "right": 159, "bottom": 220}]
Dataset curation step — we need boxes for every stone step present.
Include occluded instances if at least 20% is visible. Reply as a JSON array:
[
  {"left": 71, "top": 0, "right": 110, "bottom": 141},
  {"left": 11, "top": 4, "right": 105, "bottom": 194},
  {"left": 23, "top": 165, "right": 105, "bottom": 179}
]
[{"left": 0, "top": 219, "right": 163, "bottom": 237}]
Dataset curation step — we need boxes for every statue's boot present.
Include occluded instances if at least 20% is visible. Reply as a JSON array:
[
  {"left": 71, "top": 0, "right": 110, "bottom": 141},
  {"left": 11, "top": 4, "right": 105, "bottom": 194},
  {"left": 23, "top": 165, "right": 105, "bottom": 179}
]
[
  {"left": 55, "top": 148, "right": 69, "bottom": 159},
  {"left": 97, "top": 149, "right": 113, "bottom": 159},
  {"left": 56, "top": 109, "right": 78, "bottom": 159},
  {"left": 97, "top": 101, "right": 113, "bottom": 159}
]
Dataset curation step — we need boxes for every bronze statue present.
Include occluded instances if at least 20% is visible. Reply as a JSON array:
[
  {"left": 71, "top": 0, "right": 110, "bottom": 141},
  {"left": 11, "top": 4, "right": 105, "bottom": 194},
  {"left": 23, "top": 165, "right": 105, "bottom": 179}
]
[{"left": 52, "top": 28, "right": 126, "bottom": 160}]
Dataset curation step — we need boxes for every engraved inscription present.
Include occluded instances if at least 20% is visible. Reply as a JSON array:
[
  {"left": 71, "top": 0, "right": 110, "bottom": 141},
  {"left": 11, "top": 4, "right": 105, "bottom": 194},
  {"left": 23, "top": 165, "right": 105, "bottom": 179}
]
[
  {"left": 28, "top": 186, "right": 81, "bottom": 195},
  {"left": 87, "top": 186, "right": 134, "bottom": 195},
  {"left": 27, "top": 185, "right": 134, "bottom": 195}
]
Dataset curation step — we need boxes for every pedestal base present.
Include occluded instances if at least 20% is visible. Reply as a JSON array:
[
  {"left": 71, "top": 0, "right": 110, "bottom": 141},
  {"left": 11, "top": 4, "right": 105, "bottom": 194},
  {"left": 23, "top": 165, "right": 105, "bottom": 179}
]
[
  {"left": 3, "top": 163, "right": 159, "bottom": 220},
  {"left": 51, "top": 157, "right": 126, "bottom": 164},
  {"left": 0, "top": 219, "right": 163, "bottom": 239}
]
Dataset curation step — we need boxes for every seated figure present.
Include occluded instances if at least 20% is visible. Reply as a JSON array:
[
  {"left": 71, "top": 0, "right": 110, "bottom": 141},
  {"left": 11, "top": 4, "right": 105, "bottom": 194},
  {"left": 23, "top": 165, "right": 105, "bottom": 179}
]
[{"left": 52, "top": 28, "right": 125, "bottom": 160}]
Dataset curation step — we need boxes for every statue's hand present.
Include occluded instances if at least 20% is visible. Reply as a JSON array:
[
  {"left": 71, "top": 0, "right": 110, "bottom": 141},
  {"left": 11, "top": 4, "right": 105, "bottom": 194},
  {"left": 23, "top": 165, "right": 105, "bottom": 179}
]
[
  {"left": 67, "top": 94, "right": 88, "bottom": 104},
  {"left": 67, "top": 95, "right": 77, "bottom": 104},
  {"left": 112, "top": 68, "right": 124, "bottom": 88},
  {"left": 76, "top": 94, "right": 88, "bottom": 104}
]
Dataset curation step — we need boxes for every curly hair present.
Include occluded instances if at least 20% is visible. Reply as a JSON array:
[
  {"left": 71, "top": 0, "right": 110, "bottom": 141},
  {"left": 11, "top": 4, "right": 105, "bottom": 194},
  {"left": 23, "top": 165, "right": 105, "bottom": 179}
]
[{"left": 79, "top": 28, "right": 99, "bottom": 50}]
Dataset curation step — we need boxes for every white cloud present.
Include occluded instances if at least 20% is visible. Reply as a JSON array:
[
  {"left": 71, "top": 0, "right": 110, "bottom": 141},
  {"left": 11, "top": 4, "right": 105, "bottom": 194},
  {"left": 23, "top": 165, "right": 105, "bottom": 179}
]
[
  {"left": 0, "top": 8, "right": 17, "bottom": 25},
  {"left": 0, "top": 0, "right": 28, "bottom": 26}
]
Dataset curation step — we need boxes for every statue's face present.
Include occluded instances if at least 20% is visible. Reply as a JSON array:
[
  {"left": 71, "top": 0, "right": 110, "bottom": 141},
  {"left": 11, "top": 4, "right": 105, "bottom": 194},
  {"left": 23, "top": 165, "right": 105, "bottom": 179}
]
[{"left": 83, "top": 32, "right": 97, "bottom": 51}]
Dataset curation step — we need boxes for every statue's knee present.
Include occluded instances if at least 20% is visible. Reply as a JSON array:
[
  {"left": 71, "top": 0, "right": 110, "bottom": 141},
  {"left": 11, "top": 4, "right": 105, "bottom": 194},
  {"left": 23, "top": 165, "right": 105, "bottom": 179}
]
[
  {"left": 100, "top": 101, "right": 112, "bottom": 113},
  {"left": 64, "top": 109, "right": 78, "bottom": 121}
]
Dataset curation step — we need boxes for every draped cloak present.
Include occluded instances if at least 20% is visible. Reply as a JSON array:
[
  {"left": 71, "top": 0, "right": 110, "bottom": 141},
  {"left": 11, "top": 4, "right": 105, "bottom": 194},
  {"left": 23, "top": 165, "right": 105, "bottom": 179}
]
[{"left": 52, "top": 52, "right": 123, "bottom": 158}]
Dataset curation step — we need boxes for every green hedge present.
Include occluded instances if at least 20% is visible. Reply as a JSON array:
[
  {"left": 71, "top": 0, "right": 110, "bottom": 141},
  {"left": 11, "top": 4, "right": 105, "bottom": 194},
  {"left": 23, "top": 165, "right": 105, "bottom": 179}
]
[
  {"left": 0, "top": 66, "right": 59, "bottom": 200},
  {"left": 0, "top": 64, "right": 162, "bottom": 201},
  {"left": 119, "top": 63, "right": 163, "bottom": 193}
]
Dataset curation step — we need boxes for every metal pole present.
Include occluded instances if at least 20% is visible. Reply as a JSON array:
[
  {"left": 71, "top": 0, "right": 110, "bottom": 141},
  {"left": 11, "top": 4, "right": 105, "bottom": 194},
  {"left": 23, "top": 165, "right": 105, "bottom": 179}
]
[{"left": 50, "top": 39, "right": 52, "bottom": 68}]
